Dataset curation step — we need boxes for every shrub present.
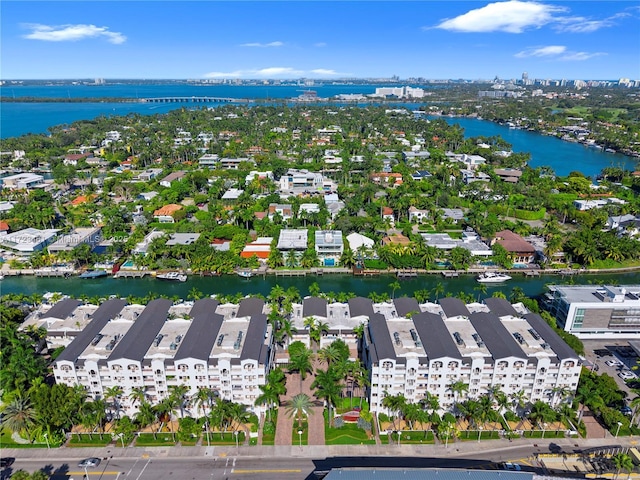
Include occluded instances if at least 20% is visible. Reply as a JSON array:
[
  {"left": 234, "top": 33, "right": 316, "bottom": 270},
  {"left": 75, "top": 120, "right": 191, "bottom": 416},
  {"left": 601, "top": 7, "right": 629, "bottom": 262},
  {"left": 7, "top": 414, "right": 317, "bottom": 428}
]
[
  {"left": 263, "top": 421, "right": 275, "bottom": 435},
  {"left": 333, "top": 417, "right": 345, "bottom": 428},
  {"left": 357, "top": 417, "right": 372, "bottom": 431},
  {"left": 378, "top": 413, "right": 390, "bottom": 423}
]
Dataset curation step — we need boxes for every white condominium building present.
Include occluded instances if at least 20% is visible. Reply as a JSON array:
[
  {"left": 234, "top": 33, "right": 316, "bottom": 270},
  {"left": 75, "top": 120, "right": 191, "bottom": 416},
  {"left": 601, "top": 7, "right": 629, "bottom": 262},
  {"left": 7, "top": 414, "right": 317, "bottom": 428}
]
[
  {"left": 51, "top": 297, "right": 273, "bottom": 416},
  {"left": 360, "top": 296, "right": 580, "bottom": 414}
]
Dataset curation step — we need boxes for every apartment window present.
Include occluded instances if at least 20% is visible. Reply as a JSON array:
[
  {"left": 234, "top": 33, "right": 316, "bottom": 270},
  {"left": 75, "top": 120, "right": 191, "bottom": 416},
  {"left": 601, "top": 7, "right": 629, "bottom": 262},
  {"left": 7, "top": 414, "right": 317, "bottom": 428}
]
[{"left": 573, "top": 308, "right": 585, "bottom": 329}]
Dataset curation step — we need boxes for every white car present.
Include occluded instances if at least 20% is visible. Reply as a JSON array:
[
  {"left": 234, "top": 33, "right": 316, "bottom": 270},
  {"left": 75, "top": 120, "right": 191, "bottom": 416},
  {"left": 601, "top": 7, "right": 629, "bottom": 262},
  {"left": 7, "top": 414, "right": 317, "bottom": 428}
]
[
  {"left": 618, "top": 371, "right": 635, "bottom": 380},
  {"left": 78, "top": 458, "right": 101, "bottom": 468},
  {"left": 606, "top": 360, "right": 623, "bottom": 367}
]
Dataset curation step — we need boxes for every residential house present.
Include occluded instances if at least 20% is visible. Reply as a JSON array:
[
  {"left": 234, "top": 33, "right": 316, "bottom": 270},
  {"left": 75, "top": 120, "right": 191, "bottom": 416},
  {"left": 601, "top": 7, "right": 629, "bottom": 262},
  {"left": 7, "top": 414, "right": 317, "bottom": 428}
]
[
  {"left": 0, "top": 221, "right": 9, "bottom": 235},
  {"left": 381, "top": 233, "right": 411, "bottom": 247},
  {"left": 408, "top": 206, "right": 429, "bottom": 223},
  {"left": 494, "top": 168, "right": 523, "bottom": 183},
  {"left": 315, "top": 230, "right": 344, "bottom": 267},
  {"left": 245, "top": 171, "right": 274, "bottom": 185},
  {"left": 1, "top": 173, "right": 45, "bottom": 190},
  {"left": 346, "top": 233, "right": 375, "bottom": 255},
  {"left": 138, "top": 168, "right": 163, "bottom": 182},
  {"left": 219, "top": 158, "right": 255, "bottom": 170},
  {"left": 461, "top": 169, "right": 491, "bottom": 184},
  {"left": 421, "top": 230, "right": 492, "bottom": 257},
  {"left": 276, "top": 229, "right": 308, "bottom": 255},
  {"left": 221, "top": 188, "right": 244, "bottom": 203},
  {"left": 199, "top": 154, "right": 219, "bottom": 168},
  {"left": 0, "top": 228, "right": 59, "bottom": 255},
  {"left": 279, "top": 169, "right": 325, "bottom": 194},
  {"left": 370, "top": 172, "right": 403, "bottom": 187},
  {"left": 492, "top": 230, "right": 536, "bottom": 264},
  {"left": 241, "top": 237, "right": 273, "bottom": 261},
  {"left": 160, "top": 171, "right": 186, "bottom": 188},
  {"left": 268, "top": 204, "right": 293, "bottom": 222},
  {"left": 411, "top": 170, "right": 432, "bottom": 181},
  {"left": 165, "top": 233, "right": 200, "bottom": 246},
  {"left": 382, "top": 207, "right": 395, "bottom": 225},
  {"left": 153, "top": 204, "right": 183, "bottom": 223},
  {"left": 48, "top": 227, "right": 102, "bottom": 253},
  {"left": 441, "top": 208, "right": 465, "bottom": 224}
]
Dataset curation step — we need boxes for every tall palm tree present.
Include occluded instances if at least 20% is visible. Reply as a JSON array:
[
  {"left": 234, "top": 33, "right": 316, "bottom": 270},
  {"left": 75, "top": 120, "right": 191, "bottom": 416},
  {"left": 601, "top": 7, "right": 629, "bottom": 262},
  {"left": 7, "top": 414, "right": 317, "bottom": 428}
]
[
  {"left": 288, "top": 343, "right": 314, "bottom": 392},
  {"left": 135, "top": 401, "right": 157, "bottom": 439},
  {"left": 129, "top": 387, "right": 147, "bottom": 408},
  {"left": 104, "top": 385, "right": 124, "bottom": 420},
  {"left": 381, "top": 393, "right": 407, "bottom": 430},
  {"left": 169, "top": 384, "right": 191, "bottom": 418},
  {"left": 612, "top": 453, "right": 634, "bottom": 480},
  {"left": 311, "top": 368, "right": 342, "bottom": 427},
  {"left": 286, "top": 393, "right": 314, "bottom": 428},
  {"left": 448, "top": 380, "right": 469, "bottom": 414}
]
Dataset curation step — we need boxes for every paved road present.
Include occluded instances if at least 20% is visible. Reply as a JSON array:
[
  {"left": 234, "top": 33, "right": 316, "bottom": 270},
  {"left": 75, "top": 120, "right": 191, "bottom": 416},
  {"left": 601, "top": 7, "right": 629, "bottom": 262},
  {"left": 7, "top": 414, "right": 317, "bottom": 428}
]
[{"left": 1, "top": 436, "right": 632, "bottom": 480}]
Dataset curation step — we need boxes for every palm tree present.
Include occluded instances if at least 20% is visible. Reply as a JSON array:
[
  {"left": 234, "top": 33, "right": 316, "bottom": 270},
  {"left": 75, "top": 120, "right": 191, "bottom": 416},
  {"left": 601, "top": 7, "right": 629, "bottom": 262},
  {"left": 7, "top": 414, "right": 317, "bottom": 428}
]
[
  {"left": 612, "top": 453, "right": 634, "bottom": 480},
  {"left": 286, "top": 393, "right": 314, "bottom": 428},
  {"left": 389, "top": 280, "right": 401, "bottom": 299},
  {"left": 311, "top": 368, "right": 342, "bottom": 427},
  {"left": 104, "top": 385, "right": 124, "bottom": 420},
  {"left": 382, "top": 393, "right": 407, "bottom": 430},
  {"left": 135, "top": 401, "right": 157, "bottom": 439},
  {"left": 1, "top": 396, "right": 36, "bottom": 440},
  {"left": 194, "top": 387, "right": 216, "bottom": 445},
  {"left": 317, "top": 343, "right": 344, "bottom": 370},
  {"left": 169, "top": 384, "right": 191, "bottom": 418},
  {"left": 129, "top": 387, "right": 147, "bottom": 408},
  {"left": 288, "top": 342, "right": 314, "bottom": 392},
  {"left": 448, "top": 380, "right": 469, "bottom": 414}
]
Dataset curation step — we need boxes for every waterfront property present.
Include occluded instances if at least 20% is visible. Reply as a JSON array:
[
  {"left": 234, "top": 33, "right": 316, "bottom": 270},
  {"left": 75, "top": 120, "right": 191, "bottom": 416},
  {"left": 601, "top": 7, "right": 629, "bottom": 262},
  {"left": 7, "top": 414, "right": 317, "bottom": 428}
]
[
  {"left": 546, "top": 284, "right": 640, "bottom": 339},
  {"left": 49, "top": 297, "right": 272, "bottom": 417},
  {"left": 362, "top": 296, "right": 580, "bottom": 414},
  {"left": 34, "top": 293, "right": 580, "bottom": 417},
  {"left": 0, "top": 227, "right": 59, "bottom": 254}
]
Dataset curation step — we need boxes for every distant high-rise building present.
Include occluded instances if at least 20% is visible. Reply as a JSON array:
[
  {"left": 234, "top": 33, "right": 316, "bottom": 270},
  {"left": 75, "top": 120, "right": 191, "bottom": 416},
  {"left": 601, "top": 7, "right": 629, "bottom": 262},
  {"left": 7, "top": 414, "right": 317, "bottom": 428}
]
[{"left": 522, "top": 72, "right": 528, "bottom": 82}]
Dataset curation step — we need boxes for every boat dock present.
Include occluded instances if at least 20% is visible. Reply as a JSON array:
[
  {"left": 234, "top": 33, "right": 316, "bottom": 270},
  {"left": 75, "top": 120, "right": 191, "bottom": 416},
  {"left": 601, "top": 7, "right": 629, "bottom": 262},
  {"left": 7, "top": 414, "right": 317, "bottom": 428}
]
[
  {"left": 442, "top": 271, "right": 459, "bottom": 278},
  {"left": 275, "top": 270, "right": 306, "bottom": 277},
  {"left": 397, "top": 270, "right": 418, "bottom": 279},
  {"left": 523, "top": 270, "right": 540, "bottom": 277},
  {"left": 114, "top": 271, "right": 149, "bottom": 278},
  {"left": 35, "top": 269, "right": 73, "bottom": 277}
]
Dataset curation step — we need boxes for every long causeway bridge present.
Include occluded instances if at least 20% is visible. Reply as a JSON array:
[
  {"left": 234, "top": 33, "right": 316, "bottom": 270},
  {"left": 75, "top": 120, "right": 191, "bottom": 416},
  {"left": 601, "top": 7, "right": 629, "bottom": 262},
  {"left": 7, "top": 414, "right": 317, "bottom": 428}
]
[{"left": 141, "top": 96, "right": 251, "bottom": 104}]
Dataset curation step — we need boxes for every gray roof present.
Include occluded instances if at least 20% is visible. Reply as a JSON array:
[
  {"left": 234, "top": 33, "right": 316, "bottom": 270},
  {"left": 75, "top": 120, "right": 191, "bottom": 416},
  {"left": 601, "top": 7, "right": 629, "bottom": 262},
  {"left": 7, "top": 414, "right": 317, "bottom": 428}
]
[
  {"left": 324, "top": 468, "right": 533, "bottom": 480},
  {"left": 173, "top": 299, "right": 222, "bottom": 361},
  {"left": 237, "top": 297, "right": 265, "bottom": 318},
  {"left": 189, "top": 298, "right": 220, "bottom": 318},
  {"left": 413, "top": 312, "right": 462, "bottom": 360},
  {"left": 393, "top": 297, "right": 420, "bottom": 318},
  {"left": 43, "top": 298, "right": 81, "bottom": 319},
  {"left": 367, "top": 313, "right": 396, "bottom": 361},
  {"left": 109, "top": 299, "right": 172, "bottom": 362},
  {"left": 303, "top": 297, "right": 328, "bottom": 317},
  {"left": 439, "top": 297, "right": 471, "bottom": 318},
  {"left": 349, "top": 297, "right": 374, "bottom": 318},
  {"left": 469, "top": 312, "right": 527, "bottom": 360},
  {"left": 524, "top": 313, "right": 579, "bottom": 360},
  {"left": 240, "top": 313, "right": 268, "bottom": 361},
  {"left": 484, "top": 297, "right": 519, "bottom": 318},
  {"left": 56, "top": 298, "right": 127, "bottom": 363}
]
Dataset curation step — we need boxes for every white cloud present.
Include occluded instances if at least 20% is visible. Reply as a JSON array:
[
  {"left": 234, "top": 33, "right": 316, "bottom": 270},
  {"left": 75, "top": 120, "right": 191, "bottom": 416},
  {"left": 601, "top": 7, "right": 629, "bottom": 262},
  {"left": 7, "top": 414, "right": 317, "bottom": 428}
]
[
  {"left": 435, "top": 1, "right": 566, "bottom": 33},
  {"left": 22, "top": 23, "right": 126, "bottom": 44},
  {"left": 554, "top": 13, "right": 629, "bottom": 33},
  {"left": 314, "top": 42, "right": 327, "bottom": 47},
  {"left": 310, "top": 68, "right": 339, "bottom": 75},
  {"left": 203, "top": 67, "right": 346, "bottom": 79},
  {"left": 239, "top": 41, "right": 283, "bottom": 47},
  {"left": 515, "top": 45, "right": 566, "bottom": 58},
  {"left": 514, "top": 45, "right": 605, "bottom": 61},
  {"left": 560, "top": 51, "right": 606, "bottom": 61}
]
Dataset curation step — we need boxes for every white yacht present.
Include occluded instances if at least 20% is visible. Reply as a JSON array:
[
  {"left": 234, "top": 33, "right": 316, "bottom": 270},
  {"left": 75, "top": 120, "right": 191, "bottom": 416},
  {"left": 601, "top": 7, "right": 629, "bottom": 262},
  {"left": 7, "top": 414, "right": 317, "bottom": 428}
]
[
  {"left": 156, "top": 271, "right": 187, "bottom": 282},
  {"left": 476, "top": 271, "right": 512, "bottom": 283}
]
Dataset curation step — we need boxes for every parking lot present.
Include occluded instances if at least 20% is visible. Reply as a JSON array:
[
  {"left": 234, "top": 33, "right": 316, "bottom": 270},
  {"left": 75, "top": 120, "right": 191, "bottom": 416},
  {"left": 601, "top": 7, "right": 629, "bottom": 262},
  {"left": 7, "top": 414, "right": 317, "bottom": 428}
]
[{"left": 582, "top": 340, "right": 639, "bottom": 397}]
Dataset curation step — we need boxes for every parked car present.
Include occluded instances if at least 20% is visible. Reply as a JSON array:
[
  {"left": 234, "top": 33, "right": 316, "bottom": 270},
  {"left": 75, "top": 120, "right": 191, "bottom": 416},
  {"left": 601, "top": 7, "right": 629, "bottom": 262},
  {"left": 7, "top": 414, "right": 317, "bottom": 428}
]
[
  {"left": 620, "top": 406, "right": 633, "bottom": 415},
  {"left": 78, "top": 458, "right": 101, "bottom": 468},
  {"left": 0, "top": 458, "right": 15, "bottom": 469},
  {"left": 618, "top": 371, "right": 635, "bottom": 380},
  {"left": 503, "top": 463, "right": 522, "bottom": 471},
  {"left": 606, "top": 360, "right": 623, "bottom": 367}
]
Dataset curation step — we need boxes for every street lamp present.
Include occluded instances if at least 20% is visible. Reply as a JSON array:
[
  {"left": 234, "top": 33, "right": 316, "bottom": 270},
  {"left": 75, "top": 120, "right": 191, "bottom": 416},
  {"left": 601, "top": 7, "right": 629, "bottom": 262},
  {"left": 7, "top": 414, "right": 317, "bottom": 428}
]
[
  {"left": 542, "top": 423, "right": 548, "bottom": 439},
  {"left": 43, "top": 432, "right": 50, "bottom": 449},
  {"left": 478, "top": 426, "right": 483, "bottom": 443},
  {"left": 397, "top": 430, "right": 402, "bottom": 446},
  {"left": 616, "top": 421, "right": 623, "bottom": 438},
  {"left": 298, "top": 429, "right": 303, "bottom": 448},
  {"left": 83, "top": 465, "right": 89, "bottom": 480},
  {"left": 234, "top": 430, "right": 239, "bottom": 450}
]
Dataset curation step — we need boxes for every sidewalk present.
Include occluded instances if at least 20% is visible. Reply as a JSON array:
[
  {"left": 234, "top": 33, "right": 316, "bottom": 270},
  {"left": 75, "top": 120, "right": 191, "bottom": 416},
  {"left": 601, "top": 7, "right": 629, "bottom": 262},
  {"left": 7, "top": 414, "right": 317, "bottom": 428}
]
[{"left": 3, "top": 435, "right": 634, "bottom": 461}]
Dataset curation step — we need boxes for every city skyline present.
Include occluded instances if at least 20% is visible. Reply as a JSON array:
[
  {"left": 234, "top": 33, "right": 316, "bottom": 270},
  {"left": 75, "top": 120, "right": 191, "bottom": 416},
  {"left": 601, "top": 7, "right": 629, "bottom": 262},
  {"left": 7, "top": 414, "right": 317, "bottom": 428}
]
[{"left": 1, "top": 1, "right": 639, "bottom": 81}]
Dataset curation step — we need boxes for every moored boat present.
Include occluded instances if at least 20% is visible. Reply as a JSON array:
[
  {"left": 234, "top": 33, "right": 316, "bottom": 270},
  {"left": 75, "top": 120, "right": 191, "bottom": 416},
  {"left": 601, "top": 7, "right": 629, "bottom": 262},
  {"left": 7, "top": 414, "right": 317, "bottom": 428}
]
[
  {"left": 79, "top": 270, "right": 109, "bottom": 279},
  {"left": 157, "top": 271, "right": 187, "bottom": 282},
  {"left": 476, "top": 271, "right": 512, "bottom": 283},
  {"left": 237, "top": 269, "right": 253, "bottom": 278}
]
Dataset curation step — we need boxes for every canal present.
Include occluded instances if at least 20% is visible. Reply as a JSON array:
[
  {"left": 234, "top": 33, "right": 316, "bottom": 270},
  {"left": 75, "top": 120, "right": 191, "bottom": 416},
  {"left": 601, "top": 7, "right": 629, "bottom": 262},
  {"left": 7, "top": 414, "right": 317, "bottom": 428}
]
[{"left": 2, "top": 271, "right": 640, "bottom": 300}]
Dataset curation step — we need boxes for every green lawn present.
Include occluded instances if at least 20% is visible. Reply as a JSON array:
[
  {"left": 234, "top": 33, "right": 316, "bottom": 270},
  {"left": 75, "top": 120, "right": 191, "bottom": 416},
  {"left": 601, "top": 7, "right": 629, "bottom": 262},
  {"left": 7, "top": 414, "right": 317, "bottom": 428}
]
[
  {"left": 382, "top": 430, "right": 435, "bottom": 444},
  {"left": 206, "top": 431, "right": 245, "bottom": 445},
  {"left": 292, "top": 420, "right": 309, "bottom": 446},
  {"left": 522, "top": 430, "right": 565, "bottom": 439},
  {"left": 589, "top": 259, "right": 640, "bottom": 269},
  {"left": 0, "top": 429, "right": 51, "bottom": 448},
  {"left": 68, "top": 434, "right": 112, "bottom": 447},
  {"left": 261, "top": 410, "right": 278, "bottom": 445},
  {"left": 325, "top": 422, "right": 376, "bottom": 445},
  {"left": 135, "top": 433, "right": 177, "bottom": 446},
  {"left": 458, "top": 430, "right": 501, "bottom": 441}
]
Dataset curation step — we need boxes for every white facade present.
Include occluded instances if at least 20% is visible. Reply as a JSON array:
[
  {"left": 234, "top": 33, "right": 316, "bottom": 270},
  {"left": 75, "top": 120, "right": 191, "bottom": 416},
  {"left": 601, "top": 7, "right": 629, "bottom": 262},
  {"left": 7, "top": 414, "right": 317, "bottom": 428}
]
[
  {"left": 315, "top": 230, "right": 344, "bottom": 267},
  {"left": 0, "top": 228, "right": 58, "bottom": 254},
  {"left": 547, "top": 285, "right": 640, "bottom": 339},
  {"left": 1, "top": 173, "right": 45, "bottom": 190}
]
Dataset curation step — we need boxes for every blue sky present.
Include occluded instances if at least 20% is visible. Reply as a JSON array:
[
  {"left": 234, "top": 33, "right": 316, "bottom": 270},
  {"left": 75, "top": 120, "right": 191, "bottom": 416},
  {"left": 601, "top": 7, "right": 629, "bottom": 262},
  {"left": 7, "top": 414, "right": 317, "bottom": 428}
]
[{"left": 1, "top": 1, "right": 638, "bottom": 80}]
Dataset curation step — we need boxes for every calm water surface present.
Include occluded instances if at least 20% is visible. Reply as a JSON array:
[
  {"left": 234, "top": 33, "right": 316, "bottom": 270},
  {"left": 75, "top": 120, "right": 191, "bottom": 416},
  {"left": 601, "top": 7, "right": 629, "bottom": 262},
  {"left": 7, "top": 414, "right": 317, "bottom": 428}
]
[{"left": 2, "top": 271, "right": 639, "bottom": 299}]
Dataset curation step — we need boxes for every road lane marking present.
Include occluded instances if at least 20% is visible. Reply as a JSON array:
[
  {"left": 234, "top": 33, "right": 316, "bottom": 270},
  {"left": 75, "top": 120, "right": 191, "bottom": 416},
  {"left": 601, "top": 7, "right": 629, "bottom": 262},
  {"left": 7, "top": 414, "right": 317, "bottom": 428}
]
[
  {"left": 135, "top": 458, "right": 151, "bottom": 480},
  {"left": 68, "top": 472, "right": 121, "bottom": 476},
  {"left": 233, "top": 469, "right": 302, "bottom": 474}
]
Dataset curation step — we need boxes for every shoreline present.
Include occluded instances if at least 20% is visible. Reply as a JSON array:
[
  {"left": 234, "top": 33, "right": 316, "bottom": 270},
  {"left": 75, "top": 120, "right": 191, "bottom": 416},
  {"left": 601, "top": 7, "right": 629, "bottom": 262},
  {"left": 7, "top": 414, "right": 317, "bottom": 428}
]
[{"left": 3, "top": 264, "right": 640, "bottom": 279}]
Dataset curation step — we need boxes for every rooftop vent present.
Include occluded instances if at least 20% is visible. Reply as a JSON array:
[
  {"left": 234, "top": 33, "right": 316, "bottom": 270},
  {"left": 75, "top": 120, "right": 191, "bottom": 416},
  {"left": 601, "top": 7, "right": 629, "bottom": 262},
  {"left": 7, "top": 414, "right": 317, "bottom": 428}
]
[
  {"left": 175, "top": 334, "right": 183, "bottom": 343},
  {"left": 393, "top": 332, "right": 401, "bottom": 346},
  {"left": 170, "top": 343, "right": 177, "bottom": 351},
  {"left": 528, "top": 328, "right": 541, "bottom": 340},
  {"left": 217, "top": 334, "right": 225, "bottom": 347},
  {"left": 472, "top": 333, "right": 485, "bottom": 348},
  {"left": 453, "top": 332, "right": 464, "bottom": 346},
  {"left": 91, "top": 334, "right": 103, "bottom": 346},
  {"left": 541, "top": 342, "right": 549, "bottom": 349},
  {"left": 513, "top": 332, "right": 525, "bottom": 345},
  {"left": 153, "top": 334, "right": 164, "bottom": 347},
  {"left": 410, "top": 329, "right": 418, "bottom": 342}
]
